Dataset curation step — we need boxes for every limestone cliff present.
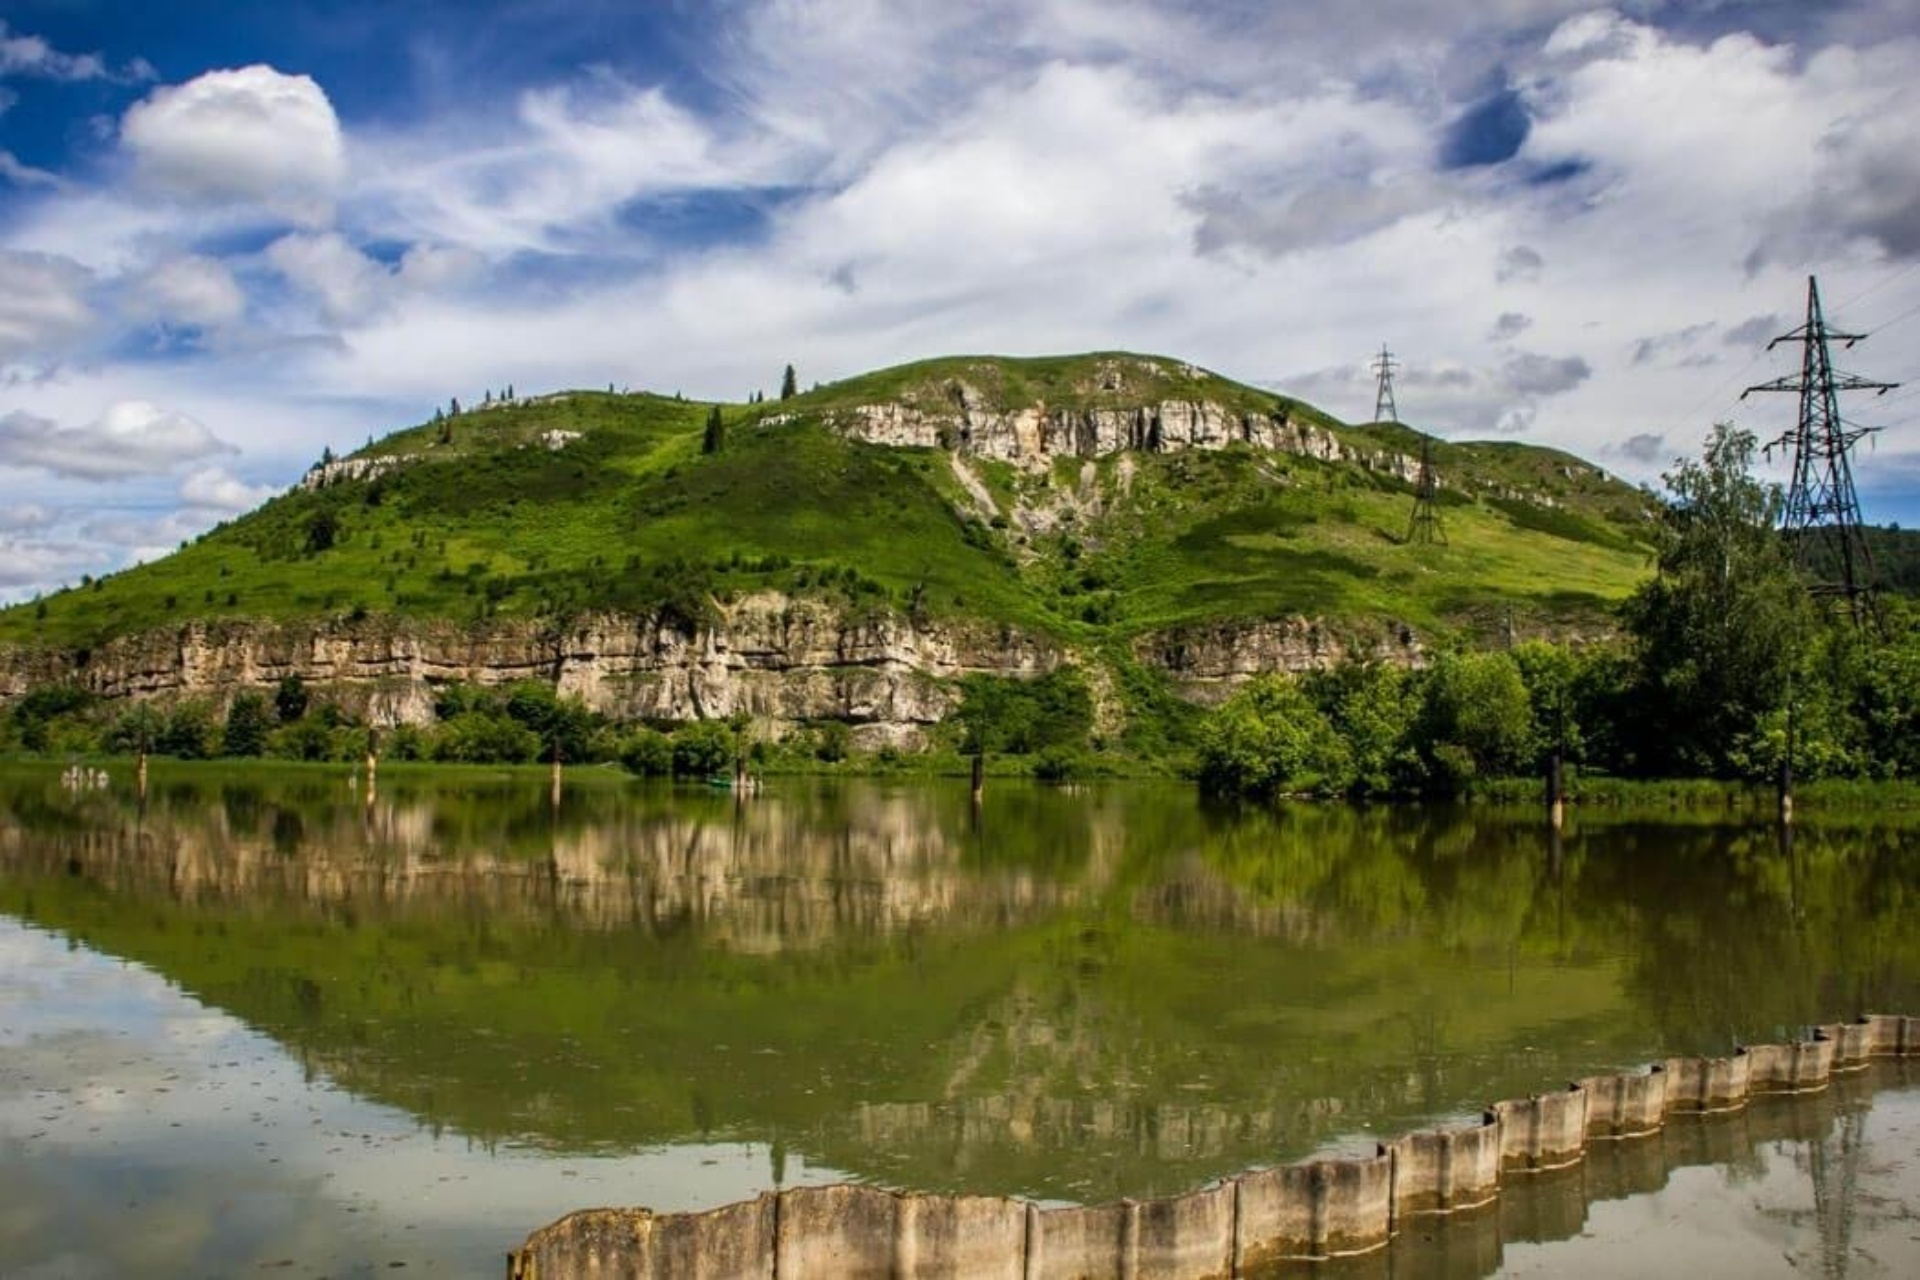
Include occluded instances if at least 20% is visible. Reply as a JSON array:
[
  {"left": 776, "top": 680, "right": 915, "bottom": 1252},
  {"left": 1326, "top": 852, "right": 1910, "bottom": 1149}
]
[
  {"left": 0, "top": 593, "right": 1424, "bottom": 733},
  {"left": 0, "top": 591, "right": 1057, "bottom": 745},
  {"left": 819, "top": 386, "right": 1422, "bottom": 482}
]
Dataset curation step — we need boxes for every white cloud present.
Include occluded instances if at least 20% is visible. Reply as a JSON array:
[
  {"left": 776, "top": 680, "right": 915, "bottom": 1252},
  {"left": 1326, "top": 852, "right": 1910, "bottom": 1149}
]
[
  {"left": 267, "top": 231, "right": 479, "bottom": 326},
  {"left": 0, "top": 20, "right": 107, "bottom": 81},
  {"left": 178, "top": 465, "right": 277, "bottom": 514},
  {"left": 120, "top": 65, "right": 345, "bottom": 222},
  {"left": 0, "top": 536, "right": 98, "bottom": 589},
  {"left": 0, "top": 502, "right": 55, "bottom": 533},
  {"left": 129, "top": 255, "right": 247, "bottom": 328},
  {"left": 266, "top": 231, "right": 389, "bottom": 324},
  {"left": 0, "top": 249, "right": 94, "bottom": 362},
  {"left": 0, "top": 149, "right": 64, "bottom": 189},
  {"left": 0, "top": 402, "right": 236, "bottom": 480}
]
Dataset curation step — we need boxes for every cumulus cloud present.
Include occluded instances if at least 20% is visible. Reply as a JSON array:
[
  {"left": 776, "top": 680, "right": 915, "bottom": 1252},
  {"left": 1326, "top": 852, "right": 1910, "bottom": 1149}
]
[
  {"left": 1501, "top": 351, "right": 1591, "bottom": 396},
  {"left": 1186, "top": 173, "right": 1447, "bottom": 261},
  {"left": 0, "top": 249, "right": 93, "bottom": 362},
  {"left": 1489, "top": 311, "right": 1532, "bottom": 341},
  {"left": 1496, "top": 244, "right": 1543, "bottom": 282},
  {"left": 0, "top": 402, "right": 235, "bottom": 480},
  {"left": 1616, "top": 432, "right": 1667, "bottom": 464},
  {"left": 178, "top": 465, "right": 276, "bottom": 514},
  {"left": 267, "top": 231, "right": 478, "bottom": 325},
  {"left": 0, "top": 502, "right": 55, "bottom": 532},
  {"left": 0, "top": 536, "right": 98, "bottom": 590},
  {"left": 0, "top": 149, "right": 64, "bottom": 189},
  {"left": 1630, "top": 321, "right": 1714, "bottom": 366},
  {"left": 1725, "top": 314, "right": 1783, "bottom": 347},
  {"left": 129, "top": 255, "right": 246, "bottom": 328},
  {"left": 120, "top": 66, "right": 345, "bottom": 221},
  {"left": 0, "top": 20, "right": 107, "bottom": 81}
]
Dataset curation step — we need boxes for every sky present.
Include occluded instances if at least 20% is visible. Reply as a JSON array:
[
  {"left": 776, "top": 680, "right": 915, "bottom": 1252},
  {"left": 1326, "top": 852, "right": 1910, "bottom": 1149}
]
[{"left": 2, "top": 0, "right": 1919, "bottom": 603}]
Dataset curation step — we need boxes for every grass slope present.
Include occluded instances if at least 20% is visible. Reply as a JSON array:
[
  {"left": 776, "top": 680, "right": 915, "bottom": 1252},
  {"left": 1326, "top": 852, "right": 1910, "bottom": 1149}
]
[{"left": 0, "top": 354, "right": 1657, "bottom": 651}]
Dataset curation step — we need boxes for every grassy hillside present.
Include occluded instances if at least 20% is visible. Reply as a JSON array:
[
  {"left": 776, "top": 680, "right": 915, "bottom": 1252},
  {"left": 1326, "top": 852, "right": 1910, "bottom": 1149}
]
[{"left": 0, "top": 354, "right": 1658, "bottom": 650}]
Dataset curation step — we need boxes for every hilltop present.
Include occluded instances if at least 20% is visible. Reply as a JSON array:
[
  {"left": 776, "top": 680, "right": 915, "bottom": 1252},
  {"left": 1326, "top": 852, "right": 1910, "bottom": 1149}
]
[
  {"left": 0, "top": 352, "right": 1664, "bottom": 747},
  {"left": 0, "top": 352, "right": 1653, "bottom": 650}
]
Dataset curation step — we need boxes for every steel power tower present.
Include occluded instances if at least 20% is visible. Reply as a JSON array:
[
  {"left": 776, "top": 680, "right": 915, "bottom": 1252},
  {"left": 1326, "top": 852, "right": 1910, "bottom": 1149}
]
[
  {"left": 1406, "top": 437, "right": 1445, "bottom": 545},
  {"left": 1371, "top": 345, "right": 1400, "bottom": 423},
  {"left": 1741, "top": 276, "right": 1898, "bottom": 624}
]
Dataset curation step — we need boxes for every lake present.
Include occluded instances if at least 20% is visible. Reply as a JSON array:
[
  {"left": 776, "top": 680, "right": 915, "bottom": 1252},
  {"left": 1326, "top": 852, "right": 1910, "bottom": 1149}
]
[{"left": 1, "top": 764, "right": 1916, "bottom": 1276}]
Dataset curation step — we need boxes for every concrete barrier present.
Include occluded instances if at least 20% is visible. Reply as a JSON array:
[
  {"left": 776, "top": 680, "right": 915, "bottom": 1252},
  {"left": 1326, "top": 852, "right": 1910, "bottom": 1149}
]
[
  {"left": 1860, "top": 1013, "right": 1919, "bottom": 1056},
  {"left": 1489, "top": 1085, "right": 1589, "bottom": 1171},
  {"left": 775, "top": 1184, "right": 898, "bottom": 1278},
  {"left": 1742, "top": 1039, "right": 1834, "bottom": 1095},
  {"left": 1136, "top": 1182, "right": 1235, "bottom": 1278},
  {"left": 1233, "top": 1154, "right": 1392, "bottom": 1266},
  {"left": 1579, "top": 1068, "right": 1667, "bottom": 1139},
  {"left": 896, "top": 1193, "right": 1027, "bottom": 1278},
  {"left": 1815, "top": 1021, "right": 1873, "bottom": 1070},
  {"left": 1027, "top": 1199, "right": 1132, "bottom": 1278},
  {"left": 1383, "top": 1118, "right": 1502, "bottom": 1218},
  {"left": 506, "top": 1194, "right": 776, "bottom": 1280},
  {"left": 1660, "top": 1053, "right": 1750, "bottom": 1113},
  {"left": 508, "top": 1014, "right": 1916, "bottom": 1278}
]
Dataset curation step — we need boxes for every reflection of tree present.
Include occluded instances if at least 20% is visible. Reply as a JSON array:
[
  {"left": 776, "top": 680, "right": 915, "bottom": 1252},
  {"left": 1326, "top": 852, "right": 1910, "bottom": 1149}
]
[{"left": 1, "top": 772, "right": 1916, "bottom": 1203}]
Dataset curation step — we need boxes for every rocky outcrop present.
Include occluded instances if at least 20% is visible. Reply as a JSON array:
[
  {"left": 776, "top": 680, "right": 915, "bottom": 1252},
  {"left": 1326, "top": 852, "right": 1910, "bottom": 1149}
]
[
  {"left": 0, "top": 592, "right": 1057, "bottom": 745},
  {"left": 1135, "top": 617, "right": 1424, "bottom": 705},
  {"left": 300, "top": 453, "right": 417, "bottom": 490},
  {"left": 828, "top": 390, "right": 1422, "bottom": 483},
  {"left": 0, "top": 600, "right": 1432, "bottom": 731}
]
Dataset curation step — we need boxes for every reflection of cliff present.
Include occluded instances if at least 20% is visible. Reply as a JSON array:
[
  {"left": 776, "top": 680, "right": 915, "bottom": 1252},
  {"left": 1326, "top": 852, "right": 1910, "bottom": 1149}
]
[
  {"left": 1, "top": 773, "right": 1916, "bottom": 1204},
  {"left": 0, "top": 783, "right": 1090, "bottom": 950}
]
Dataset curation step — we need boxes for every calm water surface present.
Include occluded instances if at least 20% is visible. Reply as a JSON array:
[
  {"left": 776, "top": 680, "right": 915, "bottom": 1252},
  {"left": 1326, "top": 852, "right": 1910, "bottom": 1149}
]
[{"left": 1, "top": 765, "right": 1916, "bottom": 1276}]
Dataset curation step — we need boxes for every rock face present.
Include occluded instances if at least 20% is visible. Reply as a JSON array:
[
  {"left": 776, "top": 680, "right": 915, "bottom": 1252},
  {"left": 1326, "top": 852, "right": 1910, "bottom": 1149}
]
[
  {"left": 0, "top": 601, "right": 1425, "bottom": 733},
  {"left": 0, "top": 592, "right": 1056, "bottom": 745},
  {"left": 829, "top": 388, "right": 1421, "bottom": 483},
  {"left": 1135, "top": 617, "right": 1425, "bottom": 705}
]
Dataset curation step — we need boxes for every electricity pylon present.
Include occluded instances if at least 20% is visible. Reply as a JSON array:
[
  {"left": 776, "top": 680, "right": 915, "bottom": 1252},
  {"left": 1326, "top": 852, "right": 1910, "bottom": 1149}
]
[
  {"left": 1372, "top": 345, "right": 1400, "bottom": 423},
  {"left": 1406, "top": 437, "right": 1445, "bottom": 545},
  {"left": 1741, "top": 276, "right": 1898, "bottom": 626}
]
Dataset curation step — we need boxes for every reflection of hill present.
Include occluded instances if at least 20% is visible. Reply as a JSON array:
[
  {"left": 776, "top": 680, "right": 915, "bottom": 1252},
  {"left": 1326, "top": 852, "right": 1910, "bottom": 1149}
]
[{"left": 1, "top": 772, "right": 1916, "bottom": 1202}]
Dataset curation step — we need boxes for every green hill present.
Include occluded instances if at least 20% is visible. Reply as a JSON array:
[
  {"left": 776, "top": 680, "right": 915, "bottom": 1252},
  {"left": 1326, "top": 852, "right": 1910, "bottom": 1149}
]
[{"left": 0, "top": 352, "right": 1656, "bottom": 652}]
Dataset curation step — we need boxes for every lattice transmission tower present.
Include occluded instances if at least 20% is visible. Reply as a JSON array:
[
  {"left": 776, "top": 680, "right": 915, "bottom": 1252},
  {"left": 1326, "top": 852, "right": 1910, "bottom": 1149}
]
[
  {"left": 1406, "top": 437, "right": 1445, "bottom": 545},
  {"left": 1371, "top": 344, "right": 1400, "bottom": 423},
  {"left": 1740, "top": 275, "right": 1898, "bottom": 625}
]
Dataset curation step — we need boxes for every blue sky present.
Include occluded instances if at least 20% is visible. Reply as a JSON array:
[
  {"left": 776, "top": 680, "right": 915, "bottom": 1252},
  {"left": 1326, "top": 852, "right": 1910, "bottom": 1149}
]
[{"left": 2, "top": 0, "right": 1919, "bottom": 601}]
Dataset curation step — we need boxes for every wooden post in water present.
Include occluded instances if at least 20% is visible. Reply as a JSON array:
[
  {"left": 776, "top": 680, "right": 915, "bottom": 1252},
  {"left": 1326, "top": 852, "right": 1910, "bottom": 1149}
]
[
  {"left": 136, "top": 749, "right": 148, "bottom": 805},
  {"left": 550, "top": 739, "right": 563, "bottom": 812},
  {"left": 1778, "top": 689, "right": 1796, "bottom": 825},
  {"left": 1545, "top": 749, "right": 1565, "bottom": 830},
  {"left": 970, "top": 752, "right": 985, "bottom": 806},
  {"left": 364, "top": 727, "right": 380, "bottom": 807}
]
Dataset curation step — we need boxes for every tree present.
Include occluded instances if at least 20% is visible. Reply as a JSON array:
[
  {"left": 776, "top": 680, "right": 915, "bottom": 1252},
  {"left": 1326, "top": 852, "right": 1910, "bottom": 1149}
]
[
  {"left": 702, "top": 404, "right": 725, "bottom": 454},
  {"left": 274, "top": 674, "right": 310, "bottom": 724},
  {"left": 1621, "top": 423, "right": 1813, "bottom": 776},
  {"left": 305, "top": 508, "right": 339, "bottom": 553},
  {"left": 1197, "top": 676, "right": 1351, "bottom": 797},
  {"left": 222, "top": 692, "right": 272, "bottom": 757},
  {"left": 1415, "top": 650, "right": 1534, "bottom": 789},
  {"left": 780, "top": 364, "right": 798, "bottom": 400}
]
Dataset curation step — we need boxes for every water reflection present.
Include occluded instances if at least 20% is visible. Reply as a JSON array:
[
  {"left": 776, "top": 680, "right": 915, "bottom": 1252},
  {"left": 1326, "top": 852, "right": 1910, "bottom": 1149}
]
[{"left": 1, "top": 766, "right": 1916, "bottom": 1213}]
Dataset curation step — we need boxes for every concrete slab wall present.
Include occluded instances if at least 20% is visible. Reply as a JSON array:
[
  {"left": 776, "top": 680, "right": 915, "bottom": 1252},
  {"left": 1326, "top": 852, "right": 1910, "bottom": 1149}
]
[{"left": 507, "top": 1013, "right": 1916, "bottom": 1278}]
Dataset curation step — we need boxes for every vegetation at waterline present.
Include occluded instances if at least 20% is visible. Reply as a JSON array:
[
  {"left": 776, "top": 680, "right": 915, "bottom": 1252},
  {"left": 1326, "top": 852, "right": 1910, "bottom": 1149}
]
[{"left": 1197, "top": 424, "right": 1920, "bottom": 798}]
